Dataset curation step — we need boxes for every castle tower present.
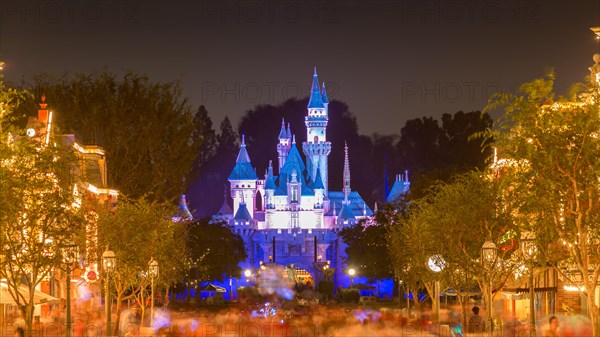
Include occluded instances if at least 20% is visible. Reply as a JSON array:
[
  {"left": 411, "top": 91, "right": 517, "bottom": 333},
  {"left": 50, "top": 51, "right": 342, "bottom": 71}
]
[
  {"left": 228, "top": 135, "right": 258, "bottom": 219},
  {"left": 276, "top": 118, "right": 291, "bottom": 173},
  {"left": 302, "top": 67, "right": 332, "bottom": 195}
]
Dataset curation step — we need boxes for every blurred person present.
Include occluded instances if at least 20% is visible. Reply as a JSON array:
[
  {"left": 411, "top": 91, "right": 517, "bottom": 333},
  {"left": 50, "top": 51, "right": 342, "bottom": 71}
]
[
  {"left": 468, "top": 306, "right": 485, "bottom": 333},
  {"left": 14, "top": 327, "right": 25, "bottom": 337},
  {"left": 544, "top": 316, "right": 560, "bottom": 337}
]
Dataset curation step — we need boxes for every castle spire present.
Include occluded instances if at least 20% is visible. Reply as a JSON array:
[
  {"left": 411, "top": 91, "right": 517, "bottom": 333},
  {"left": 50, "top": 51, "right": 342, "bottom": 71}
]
[
  {"left": 343, "top": 141, "right": 351, "bottom": 204},
  {"left": 236, "top": 134, "right": 251, "bottom": 163},
  {"left": 307, "top": 67, "right": 324, "bottom": 109},
  {"left": 287, "top": 122, "right": 291, "bottom": 138},
  {"left": 278, "top": 118, "right": 288, "bottom": 140}
]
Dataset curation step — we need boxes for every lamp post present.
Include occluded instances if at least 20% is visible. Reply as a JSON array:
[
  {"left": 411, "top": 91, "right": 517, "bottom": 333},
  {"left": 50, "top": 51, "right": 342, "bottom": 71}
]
[
  {"left": 481, "top": 241, "right": 497, "bottom": 337},
  {"left": 62, "top": 243, "right": 79, "bottom": 337},
  {"left": 348, "top": 268, "right": 356, "bottom": 287},
  {"left": 102, "top": 248, "right": 116, "bottom": 336},
  {"left": 149, "top": 258, "right": 159, "bottom": 328},
  {"left": 427, "top": 255, "right": 446, "bottom": 323},
  {"left": 521, "top": 236, "right": 537, "bottom": 337}
]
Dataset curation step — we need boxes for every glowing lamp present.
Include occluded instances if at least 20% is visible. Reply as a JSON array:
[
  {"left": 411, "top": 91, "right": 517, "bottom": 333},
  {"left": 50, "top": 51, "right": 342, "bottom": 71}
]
[
  {"left": 149, "top": 258, "right": 159, "bottom": 278},
  {"left": 481, "top": 241, "right": 498, "bottom": 268},
  {"left": 427, "top": 255, "right": 446, "bottom": 273},
  {"left": 102, "top": 248, "right": 116, "bottom": 272}
]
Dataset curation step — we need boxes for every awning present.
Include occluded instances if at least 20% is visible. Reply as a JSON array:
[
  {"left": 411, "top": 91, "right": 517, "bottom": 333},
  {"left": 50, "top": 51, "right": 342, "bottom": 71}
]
[
  {"left": 0, "top": 283, "right": 60, "bottom": 305},
  {"left": 198, "top": 283, "right": 226, "bottom": 293},
  {"left": 501, "top": 287, "right": 557, "bottom": 299}
]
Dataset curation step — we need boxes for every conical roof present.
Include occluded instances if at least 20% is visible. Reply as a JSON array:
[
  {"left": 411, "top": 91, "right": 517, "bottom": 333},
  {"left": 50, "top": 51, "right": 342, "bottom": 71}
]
[
  {"left": 176, "top": 194, "right": 194, "bottom": 220},
  {"left": 338, "top": 203, "right": 356, "bottom": 221},
  {"left": 234, "top": 202, "right": 253, "bottom": 221},
  {"left": 229, "top": 135, "right": 258, "bottom": 181},
  {"left": 278, "top": 118, "right": 288, "bottom": 140},
  {"left": 217, "top": 197, "right": 233, "bottom": 215},
  {"left": 307, "top": 67, "right": 324, "bottom": 109}
]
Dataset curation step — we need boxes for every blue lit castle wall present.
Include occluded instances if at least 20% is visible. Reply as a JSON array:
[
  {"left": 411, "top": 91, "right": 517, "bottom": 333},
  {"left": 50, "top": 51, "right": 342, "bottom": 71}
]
[{"left": 217, "top": 69, "right": 379, "bottom": 291}]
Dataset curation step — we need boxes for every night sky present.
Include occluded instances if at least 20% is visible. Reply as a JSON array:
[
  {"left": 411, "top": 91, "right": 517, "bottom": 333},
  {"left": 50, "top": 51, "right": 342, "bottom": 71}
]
[{"left": 1, "top": 1, "right": 599, "bottom": 135}]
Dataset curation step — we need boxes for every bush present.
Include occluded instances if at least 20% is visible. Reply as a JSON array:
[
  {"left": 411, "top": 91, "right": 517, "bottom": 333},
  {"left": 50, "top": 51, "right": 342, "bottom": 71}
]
[
  {"left": 337, "top": 288, "right": 360, "bottom": 303},
  {"left": 318, "top": 281, "right": 334, "bottom": 296}
]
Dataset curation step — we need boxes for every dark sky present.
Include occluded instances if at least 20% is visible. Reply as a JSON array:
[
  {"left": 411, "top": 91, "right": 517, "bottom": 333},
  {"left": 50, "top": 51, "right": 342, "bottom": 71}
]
[{"left": 1, "top": 0, "right": 599, "bottom": 135}]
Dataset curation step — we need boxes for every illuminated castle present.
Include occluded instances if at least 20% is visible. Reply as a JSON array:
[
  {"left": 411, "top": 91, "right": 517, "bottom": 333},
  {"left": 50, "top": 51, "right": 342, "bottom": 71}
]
[{"left": 213, "top": 69, "right": 408, "bottom": 287}]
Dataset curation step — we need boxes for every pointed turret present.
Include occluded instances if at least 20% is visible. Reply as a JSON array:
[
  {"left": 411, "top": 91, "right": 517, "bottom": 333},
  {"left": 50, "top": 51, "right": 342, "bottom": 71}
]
[
  {"left": 338, "top": 203, "right": 356, "bottom": 223},
  {"left": 343, "top": 142, "right": 351, "bottom": 204},
  {"left": 287, "top": 122, "right": 292, "bottom": 139},
  {"left": 303, "top": 68, "right": 331, "bottom": 194},
  {"left": 229, "top": 136, "right": 258, "bottom": 180},
  {"left": 307, "top": 67, "right": 324, "bottom": 109},
  {"left": 234, "top": 202, "right": 253, "bottom": 221},
  {"left": 175, "top": 194, "right": 194, "bottom": 221},
  {"left": 236, "top": 135, "right": 251, "bottom": 163},
  {"left": 278, "top": 118, "right": 288, "bottom": 140},
  {"left": 217, "top": 187, "right": 233, "bottom": 215},
  {"left": 265, "top": 161, "right": 276, "bottom": 190}
]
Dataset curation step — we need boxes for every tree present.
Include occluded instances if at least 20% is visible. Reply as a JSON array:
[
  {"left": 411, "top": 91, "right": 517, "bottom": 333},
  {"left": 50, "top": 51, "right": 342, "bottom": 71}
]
[
  {"left": 0, "top": 131, "right": 85, "bottom": 337},
  {"left": 186, "top": 218, "right": 247, "bottom": 283},
  {"left": 486, "top": 71, "right": 600, "bottom": 334},
  {"left": 187, "top": 116, "right": 237, "bottom": 218},
  {"left": 413, "top": 171, "right": 520, "bottom": 328},
  {"left": 21, "top": 71, "right": 205, "bottom": 202},
  {"left": 340, "top": 220, "right": 393, "bottom": 281},
  {"left": 191, "top": 105, "right": 217, "bottom": 175},
  {"left": 96, "top": 197, "right": 182, "bottom": 334},
  {"left": 386, "top": 199, "right": 437, "bottom": 318}
]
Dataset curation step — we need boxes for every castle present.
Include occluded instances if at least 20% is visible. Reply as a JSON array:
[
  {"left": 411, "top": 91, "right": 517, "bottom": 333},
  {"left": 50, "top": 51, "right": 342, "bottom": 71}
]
[{"left": 213, "top": 68, "right": 410, "bottom": 288}]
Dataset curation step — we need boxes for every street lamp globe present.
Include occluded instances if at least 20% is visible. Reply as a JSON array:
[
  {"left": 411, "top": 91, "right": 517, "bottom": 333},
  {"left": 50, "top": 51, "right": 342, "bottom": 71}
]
[
  {"left": 244, "top": 269, "right": 252, "bottom": 278},
  {"left": 149, "top": 258, "right": 159, "bottom": 278},
  {"left": 102, "top": 249, "right": 116, "bottom": 272},
  {"left": 481, "top": 241, "right": 498, "bottom": 268},
  {"left": 348, "top": 268, "right": 356, "bottom": 276}
]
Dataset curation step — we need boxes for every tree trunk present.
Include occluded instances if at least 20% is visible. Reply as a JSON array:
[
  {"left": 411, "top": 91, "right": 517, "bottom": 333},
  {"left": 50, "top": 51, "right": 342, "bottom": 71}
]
[
  {"left": 23, "top": 304, "right": 34, "bottom": 337},
  {"left": 586, "top": 292, "right": 600, "bottom": 337},
  {"left": 164, "top": 284, "right": 171, "bottom": 308},
  {"left": 113, "top": 294, "right": 123, "bottom": 336}
]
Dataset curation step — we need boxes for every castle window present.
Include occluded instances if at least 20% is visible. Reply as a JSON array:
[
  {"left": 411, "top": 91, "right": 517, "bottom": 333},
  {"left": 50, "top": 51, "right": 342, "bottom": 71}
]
[{"left": 314, "top": 135, "right": 319, "bottom": 143}]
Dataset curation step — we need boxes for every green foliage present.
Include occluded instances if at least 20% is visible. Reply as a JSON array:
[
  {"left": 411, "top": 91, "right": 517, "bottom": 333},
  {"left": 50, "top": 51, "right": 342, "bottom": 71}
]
[
  {"left": 340, "top": 219, "right": 393, "bottom": 280},
  {"left": 486, "top": 72, "right": 600, "bottom": 332},
  {"left": 21, "top": 71, "right": 207, "bottom": 202},
  {"left": 96, "top": 197, "right": 182, "bottom": 333},
  {"left": 0, "top": 123, "right": 86, "bottom": 333},
  {"left": 186, "top": 218, "right": 247, "bottom": 282}
]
